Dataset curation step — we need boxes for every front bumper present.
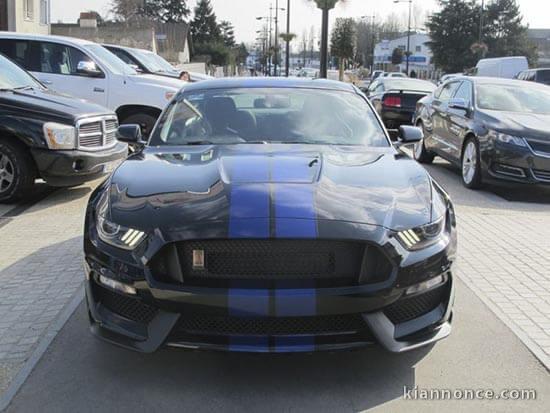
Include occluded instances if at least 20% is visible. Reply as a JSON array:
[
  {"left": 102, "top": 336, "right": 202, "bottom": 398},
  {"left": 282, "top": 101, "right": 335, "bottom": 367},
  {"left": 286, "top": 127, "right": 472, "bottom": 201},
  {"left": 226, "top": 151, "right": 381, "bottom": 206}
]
[
  {"left": 84, "top": 245, "right": 455, "bottom": 354},
  {"left": 31, "top": 142, "right": 128, "bottom": 186},
  {"left": 482, "top": 141, "right": 550, "bottom": 184}
]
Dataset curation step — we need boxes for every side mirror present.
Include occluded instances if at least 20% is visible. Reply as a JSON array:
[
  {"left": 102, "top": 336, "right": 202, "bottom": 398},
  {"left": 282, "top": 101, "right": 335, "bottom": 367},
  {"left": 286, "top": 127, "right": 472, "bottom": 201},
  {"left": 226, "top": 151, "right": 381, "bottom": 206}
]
[
  {"left": 129, "top": 64, "right": 143, "bottom": 73},
  {"left": 117, "top": 124, "right": 144, "bottom": 144},
  {"left": 397, "top": 125, "right": 423, "bottom": 144},
  {"left": 76, "top": 61, "right": 104, "bottom": 78},
  {"left": 448, "top": 98, "right": 469, "bottom": 112}
]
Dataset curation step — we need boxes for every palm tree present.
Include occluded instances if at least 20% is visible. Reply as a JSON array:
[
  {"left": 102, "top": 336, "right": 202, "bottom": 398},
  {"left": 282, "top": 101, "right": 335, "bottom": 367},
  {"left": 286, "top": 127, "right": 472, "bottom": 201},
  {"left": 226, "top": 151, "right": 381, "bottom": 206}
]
[
  {"left": 310, "top": 0, "right": 342, "bottom": 78},
  {"left": 280, "top": 32, "right": 296, "bottom": 76}
]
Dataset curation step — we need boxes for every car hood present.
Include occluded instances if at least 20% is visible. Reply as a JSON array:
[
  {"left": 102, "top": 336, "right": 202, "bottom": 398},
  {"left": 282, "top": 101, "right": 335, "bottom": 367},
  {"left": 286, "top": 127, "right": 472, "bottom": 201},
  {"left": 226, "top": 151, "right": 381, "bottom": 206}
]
[
  {"left": 129, "top": 73, "right": 186, "bottom": 90},
  {"left": 106, "top": 145, "right": 443, "bottom": 232},
  {"left": 0, "top": 87, "right": 114, "bottom": 124},
  {"left": 482, "top": 110, "right": 550, "bottom": 140}
]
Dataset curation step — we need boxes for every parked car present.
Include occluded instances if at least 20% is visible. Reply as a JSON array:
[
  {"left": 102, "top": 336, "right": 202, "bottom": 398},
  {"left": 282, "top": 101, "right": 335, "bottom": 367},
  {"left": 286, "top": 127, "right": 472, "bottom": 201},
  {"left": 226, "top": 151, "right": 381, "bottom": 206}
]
[
  {"left": 0, "top": 53, "right": 127, "bottom": 202},
  {"left": 381, "top": 72, "right": 408, "bottom": 78},
  {"left": 0, "top": 33, "right": 184, "bottom": 136},
  {"left": 475, "top": 56, "right": 528, "bottom": 79},
  {"left": 516, "top": 68, "right": 550, "bottom": 85},
  {"left": 414, "top": 76, "right": 550, "bottom": 188},
  {"left": 84, "top": 77, "right": 456, "bottom": 354},
  {"left": 371, "top": 70, "right": 384, "bottom": 81},
  {"left": 366, "top": 78, "right": 437, "bottom": 129},
  {"left": 103, "top": 44, "right": 181, "bottom": 78},
  {"left": 438, "top": 73, "right": 462, "bottom": 85}
]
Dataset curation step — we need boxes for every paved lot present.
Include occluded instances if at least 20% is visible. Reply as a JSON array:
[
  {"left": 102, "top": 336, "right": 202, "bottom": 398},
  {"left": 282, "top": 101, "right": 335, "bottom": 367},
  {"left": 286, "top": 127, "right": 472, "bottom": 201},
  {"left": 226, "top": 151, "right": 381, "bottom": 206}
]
[{"left": 0, "top": 157, "right": 549, "bottom": 411}]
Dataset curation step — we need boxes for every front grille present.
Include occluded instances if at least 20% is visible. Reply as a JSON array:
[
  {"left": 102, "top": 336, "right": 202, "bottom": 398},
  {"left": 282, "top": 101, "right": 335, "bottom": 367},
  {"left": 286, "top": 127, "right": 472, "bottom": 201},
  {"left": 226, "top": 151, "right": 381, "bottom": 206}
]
[
  {"left": 533, "top": 169, "right": 550, "bottom": 182},
  {"left": 174, "top": 314, "right": 368, "bottom": 336},
  {"left": 94, "top": 284, "right": 158, "bottom": 323},
  {"left": 384, "top": 284, "right": 447, "bottom": 325},
  {"left": 527, "top": 139, "right": 550, "bottom": 156},
  {"left": 150, "top": 240, "right": 393, "bottom": 288},
  {"left": 77, "top": 116, "right": 118, "bottom": 149}
]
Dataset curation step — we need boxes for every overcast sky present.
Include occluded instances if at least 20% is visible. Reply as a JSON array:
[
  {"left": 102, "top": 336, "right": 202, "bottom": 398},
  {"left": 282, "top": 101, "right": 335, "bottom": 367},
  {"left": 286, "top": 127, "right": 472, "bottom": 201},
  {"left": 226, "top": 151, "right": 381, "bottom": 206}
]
[{"left": 51, "top": 0, "right": 548, "bottom": 46}]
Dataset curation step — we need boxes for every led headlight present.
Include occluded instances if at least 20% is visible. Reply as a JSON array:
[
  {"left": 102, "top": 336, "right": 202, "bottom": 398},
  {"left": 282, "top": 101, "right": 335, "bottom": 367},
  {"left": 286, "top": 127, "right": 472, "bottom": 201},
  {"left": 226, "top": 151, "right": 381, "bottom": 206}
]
[
  {"left": 397, "top": 215, "right": 446, "bottom": 251},
  {"left": 96, "top": 192, "right": 146, "bottom": 250},
  {"left": 489, "top": 131, "right": 526, "bottom": 147},
  {"left": 43, "top": 122, "right": 76, "bottom": 150}
]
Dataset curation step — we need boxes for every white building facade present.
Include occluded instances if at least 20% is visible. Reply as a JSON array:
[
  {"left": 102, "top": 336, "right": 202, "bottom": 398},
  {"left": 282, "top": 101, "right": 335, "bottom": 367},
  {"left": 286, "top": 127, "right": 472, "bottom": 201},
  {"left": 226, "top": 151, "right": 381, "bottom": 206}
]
[
  {"left": 1, "top": 0, "right": 50, "bottom": 34},
  {"left": 374, "top": 33, "right": 436, "bottom": 79}
]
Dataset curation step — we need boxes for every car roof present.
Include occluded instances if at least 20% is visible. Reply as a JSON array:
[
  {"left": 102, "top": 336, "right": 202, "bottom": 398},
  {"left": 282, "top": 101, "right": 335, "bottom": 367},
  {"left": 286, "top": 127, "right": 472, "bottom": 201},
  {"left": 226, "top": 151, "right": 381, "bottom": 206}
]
[
  {"left": 181, "top": 77, "right": 357, "bottom": 93},
  {"left": 0, "top": 31, "right": 96, "bottom": 46},
  {"left": 450, "top": 76, "right": 542, "bottom": 86},
  {"left": 104, "top": 44, "right": 152, "bottom": 55}
]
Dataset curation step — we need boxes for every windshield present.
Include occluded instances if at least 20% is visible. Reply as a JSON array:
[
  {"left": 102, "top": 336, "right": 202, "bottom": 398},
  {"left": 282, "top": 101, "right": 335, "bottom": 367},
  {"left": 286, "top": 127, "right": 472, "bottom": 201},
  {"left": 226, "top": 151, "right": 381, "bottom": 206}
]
[
  {"left": 84, "top": 44, "right": 137, "bottom": 76},
  {"left": 383, "top": 79, "right": 436, "bottom": 92},
  {"left": 476, "top": 83, "right": 550, "bottom": 114},
  {"left": 0, "top": 53, "right": 43, "bottom": 90},
  {"left": 150, "top": 87, "right": 388, "bottom": 147},
  {"left": 140, "top": 51, "right": 176, "bottom": 73}
]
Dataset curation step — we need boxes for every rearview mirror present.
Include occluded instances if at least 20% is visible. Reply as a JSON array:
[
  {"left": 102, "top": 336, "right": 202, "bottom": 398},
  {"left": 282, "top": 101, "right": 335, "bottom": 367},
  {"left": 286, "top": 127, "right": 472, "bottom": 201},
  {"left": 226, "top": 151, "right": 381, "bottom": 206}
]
[
  {"left": 117, "top": 124, "right": 144, "bottom": 144},
  {"left": 448, "top": 98, "right": 469, "bottom": 112},
  {"left": 76, "top": 61, "right": 104, "bottom": 78},
  {"left": 397, "top": 125, "right": 423, "bottom": 144}
]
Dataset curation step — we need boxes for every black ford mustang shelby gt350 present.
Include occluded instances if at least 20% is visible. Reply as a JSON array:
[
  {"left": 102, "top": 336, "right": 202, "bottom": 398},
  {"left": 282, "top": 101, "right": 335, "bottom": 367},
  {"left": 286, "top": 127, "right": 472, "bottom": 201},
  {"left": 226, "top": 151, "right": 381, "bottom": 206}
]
[{"left": 84, "top": 78, "right": 457, "bottom": 353}]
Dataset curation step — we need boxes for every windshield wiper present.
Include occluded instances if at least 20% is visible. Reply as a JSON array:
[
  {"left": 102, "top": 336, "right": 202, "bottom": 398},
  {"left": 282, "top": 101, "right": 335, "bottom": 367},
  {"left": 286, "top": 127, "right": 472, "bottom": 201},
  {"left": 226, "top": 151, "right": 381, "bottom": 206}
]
[{"left": 13, "top": 85, "right": 35, "bottom": 91}]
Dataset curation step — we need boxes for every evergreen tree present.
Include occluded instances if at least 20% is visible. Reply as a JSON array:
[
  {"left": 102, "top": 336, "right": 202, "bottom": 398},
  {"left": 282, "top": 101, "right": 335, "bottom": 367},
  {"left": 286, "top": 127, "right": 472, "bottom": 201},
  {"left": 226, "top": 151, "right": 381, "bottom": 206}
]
[
  {"left": 330, "top": 18, "right": 356, "bottom": 80},
  {"left": 220, "top": 21, "right": 236, "bottom": 47},
  {"left": 142, "top": 0, "right": 190, "bottom": 23},
  {"left": 191, "top": 0, "right": 222, "bottom": 45}
]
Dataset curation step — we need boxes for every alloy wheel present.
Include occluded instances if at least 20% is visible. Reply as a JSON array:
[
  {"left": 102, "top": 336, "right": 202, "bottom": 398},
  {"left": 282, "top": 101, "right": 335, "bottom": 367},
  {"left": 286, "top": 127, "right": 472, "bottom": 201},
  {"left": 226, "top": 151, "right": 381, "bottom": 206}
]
[
  {"left": 0, "top": 153, "right": 15, "bottom": 194},
  {"left": 462, "top": 141, "right": 477, "bottom": 185}
]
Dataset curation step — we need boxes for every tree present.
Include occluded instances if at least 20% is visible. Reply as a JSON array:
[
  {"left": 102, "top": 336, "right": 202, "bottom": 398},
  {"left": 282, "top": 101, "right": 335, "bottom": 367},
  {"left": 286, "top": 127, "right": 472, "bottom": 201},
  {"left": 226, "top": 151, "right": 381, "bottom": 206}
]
[
  {"left": 142, "top": 0, "right": 190, "bottom": 23},
  {"left": 330, "top": 18, "right": 356, "bottom": 80},
  {"left": 220, "top": 21, "right": 236, "bottom": 47},
  {"left": 191, "top": 0, "right": 222, "bottom": 45},
  {"left": 111, "top": 0, "right": 142, "bottom": 21},
  {"left": 235, "top": 43, "right": 249, "bottom": 66},
  {"left": 427, "top": 0, "right": 536, "bottom": 73},
  {"left": 426, "top": 0, "right": 482, "bottom": 73},
  {"left": 391, "top": 47, "right": 404, "bottom": 65}
]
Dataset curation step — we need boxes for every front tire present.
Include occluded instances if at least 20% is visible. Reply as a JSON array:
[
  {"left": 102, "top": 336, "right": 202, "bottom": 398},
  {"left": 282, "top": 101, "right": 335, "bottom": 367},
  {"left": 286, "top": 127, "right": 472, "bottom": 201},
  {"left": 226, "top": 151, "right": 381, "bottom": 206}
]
[
  {"left": 120, "top": 113, "right": 157, "bottom": 139},
  {"left": 461, "top": 137, "right": 482, "bottom": 189},
  {"left": 413, "top": 122, "right": 435, "bottom": 164},
  {"left": 0, "top": 140, "right": 36, "bottom": 203}
]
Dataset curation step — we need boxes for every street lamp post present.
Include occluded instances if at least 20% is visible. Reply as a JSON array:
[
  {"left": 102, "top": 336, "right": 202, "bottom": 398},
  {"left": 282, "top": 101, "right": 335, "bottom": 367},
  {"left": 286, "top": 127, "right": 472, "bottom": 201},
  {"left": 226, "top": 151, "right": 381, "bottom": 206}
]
[
  {"left": 394, "top": 0, "right": 412, "bottom": 76},
  {"left": 285, "top": 0, "right": 291, "bottom": 77},
  {"left": 361, "top": 15, "right": 376, "bottom": 74}
]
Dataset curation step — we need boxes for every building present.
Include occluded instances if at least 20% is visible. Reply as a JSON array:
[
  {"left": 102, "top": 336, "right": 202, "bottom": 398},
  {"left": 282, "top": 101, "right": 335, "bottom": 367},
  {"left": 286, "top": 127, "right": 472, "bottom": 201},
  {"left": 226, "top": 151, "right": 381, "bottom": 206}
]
[
  {"left": 0, "top": 0, "right": 50, "bottom": 34},
  {"left": 52, "top": 13, "right": 190, "bottom": 64},
  {"left": 527, "top": 29, "right": 550, "bottom": 66},
  {"left": 374, "top": 33, "right": 436, "bottom": 78}
]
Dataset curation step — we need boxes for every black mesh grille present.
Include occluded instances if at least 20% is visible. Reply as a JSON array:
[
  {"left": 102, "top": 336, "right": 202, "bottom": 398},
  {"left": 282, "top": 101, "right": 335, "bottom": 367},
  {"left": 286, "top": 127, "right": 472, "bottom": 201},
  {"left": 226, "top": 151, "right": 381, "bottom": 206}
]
[
  {"left": 174, "top": 314, "right": 367, "bottom": 336},
  {"left": 533, "top": 169, "right": 550, "bottom": 182},
  {"left": 384, "top": 285, "right": 446, "bottom": 325},
  {"left": 527, "top": 139, "right": 550, "bottom": 156},
  {"left": 182, "top": 240, "right": 363, "bottom": 280},
  {"left": 95, "top": 284, "right": 158, "bottom": 324}
]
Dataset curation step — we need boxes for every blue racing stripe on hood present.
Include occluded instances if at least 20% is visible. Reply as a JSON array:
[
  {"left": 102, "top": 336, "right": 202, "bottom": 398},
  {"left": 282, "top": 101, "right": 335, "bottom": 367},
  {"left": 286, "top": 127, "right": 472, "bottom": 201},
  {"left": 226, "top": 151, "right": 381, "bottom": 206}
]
[{"left": 274, "top": 185, "right": 318, "bottom": 238}]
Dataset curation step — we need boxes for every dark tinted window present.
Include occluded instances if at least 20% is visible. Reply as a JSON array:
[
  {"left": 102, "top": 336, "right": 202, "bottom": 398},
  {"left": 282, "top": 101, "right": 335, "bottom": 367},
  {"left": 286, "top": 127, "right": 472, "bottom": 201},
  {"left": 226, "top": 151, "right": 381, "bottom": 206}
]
[
  {"left": 107, "top": 48, "right": 136, "bottom": 66},
  {"left": 37, "top": 42, "right": 94, "bottom": 75},
  {"left": 453, "top": 81, "right": 472, "bottom": 106},
  {"left": 0, "top": 39, "right": 33, "bottom": 69},
  {"left": 536, "top": 70, "right": 550, "bottom": 84}
]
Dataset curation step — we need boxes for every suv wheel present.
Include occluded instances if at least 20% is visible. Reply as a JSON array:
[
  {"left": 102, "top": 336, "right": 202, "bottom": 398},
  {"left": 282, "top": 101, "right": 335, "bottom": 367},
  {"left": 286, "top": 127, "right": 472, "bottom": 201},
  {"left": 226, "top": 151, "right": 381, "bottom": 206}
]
[
  {"left": 461, "top": 137, "right": 482, "bottom": 189},
  {"left": 413, "top": 122, "right": 435, "bottom": 164},
  {"left": 121, "top": 113, "right": 157, "bottom": 139},
  {"left": 0, "top": 140, "right": 36, "bottom": 203}
]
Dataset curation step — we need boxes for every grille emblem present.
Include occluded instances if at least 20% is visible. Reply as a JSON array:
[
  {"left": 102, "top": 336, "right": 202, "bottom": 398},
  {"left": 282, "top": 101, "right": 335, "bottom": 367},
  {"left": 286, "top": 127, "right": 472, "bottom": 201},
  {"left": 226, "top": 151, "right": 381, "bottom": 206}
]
[{"left": 192, "top": 249, "right": 205, "bottom": 269}]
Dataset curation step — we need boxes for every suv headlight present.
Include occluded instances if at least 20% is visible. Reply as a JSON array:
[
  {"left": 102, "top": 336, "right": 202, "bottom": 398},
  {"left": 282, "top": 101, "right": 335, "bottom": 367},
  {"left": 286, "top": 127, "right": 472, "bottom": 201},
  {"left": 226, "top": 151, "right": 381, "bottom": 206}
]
[
  {"left": 96, "top": 192, "right": 146, "bottom": 250},
  {"left": 489, "top": 131, "right": 526, "bottom": 147},
  {"left": 43, "top": 123, "right": 76, "bottom": 149},
  {"left": 396, "top": 215, "right": 446, "bottom": 251}
]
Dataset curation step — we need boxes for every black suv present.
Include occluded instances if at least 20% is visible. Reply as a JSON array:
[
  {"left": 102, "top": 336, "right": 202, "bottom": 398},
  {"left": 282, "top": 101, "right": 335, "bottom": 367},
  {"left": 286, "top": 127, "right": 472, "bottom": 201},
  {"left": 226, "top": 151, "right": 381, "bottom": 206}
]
[{"left": 0, "top": 53, "right": 128, "bottom": 202}]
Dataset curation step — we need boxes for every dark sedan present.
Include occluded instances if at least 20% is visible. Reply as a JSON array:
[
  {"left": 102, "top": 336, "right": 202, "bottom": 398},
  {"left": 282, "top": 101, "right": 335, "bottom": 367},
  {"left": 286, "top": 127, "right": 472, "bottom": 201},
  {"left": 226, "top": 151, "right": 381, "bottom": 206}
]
[
  {"left": 366, "top": 78, "right": 437, "bottom": 130},
  {"left": 84, "top": 78, "right": 456, "bottom": 354},
  {"left": 414, "top": 76, "right": 550, "bottom": 188}
]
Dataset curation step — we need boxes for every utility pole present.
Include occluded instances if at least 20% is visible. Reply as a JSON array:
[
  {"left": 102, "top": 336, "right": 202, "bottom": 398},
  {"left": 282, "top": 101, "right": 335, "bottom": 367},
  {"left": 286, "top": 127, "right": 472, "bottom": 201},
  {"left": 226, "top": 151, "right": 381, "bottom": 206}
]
[
  {"left": 274, "top": 0, "right": 279, "bottom": 76},
  {"left": 285, "top": 0, "right": 291, "bottom": 77},
  {"left": 394, "top": 0, "right": 412, "bottom": 75},
  {"left": 320, "top": 8, "right": 329, "bottom": 78}
]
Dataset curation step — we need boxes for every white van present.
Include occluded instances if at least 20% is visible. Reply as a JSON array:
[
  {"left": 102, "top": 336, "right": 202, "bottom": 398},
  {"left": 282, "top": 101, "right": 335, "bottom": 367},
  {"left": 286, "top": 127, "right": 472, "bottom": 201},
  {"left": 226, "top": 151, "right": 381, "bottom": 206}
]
[
  {"left": 0, "top": 32, "right": 186, "bottom": 136},
  {"left": 475, "top": 56, "right": 528, "bottom": 79}
]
